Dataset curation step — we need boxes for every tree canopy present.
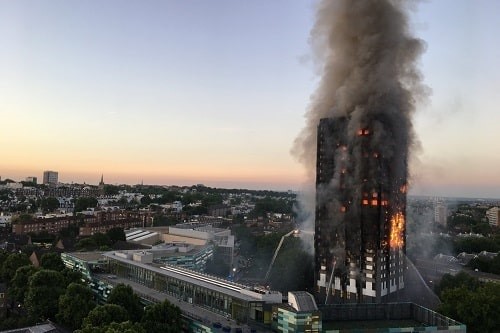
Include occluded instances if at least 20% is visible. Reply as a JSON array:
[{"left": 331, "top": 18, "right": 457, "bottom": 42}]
[
  {"left": 106, "top": 227, "right": 126, "bottom": 243},
  {"left": 25, "top": 269, "right": 66, "bottom": 320},
  {"left": 9, "top": 265, "right": 38, "bottom": 303},
  {"left": 40, "top": 197, "right": 59, "bottom": 213},
  {"left": 40, "top": 252, "right": 66, "bottom": 272},
  {"left": 82, "top": 304, "right": 129, "bottom": 329},
  {"left": 437, "top": 272, "right": 500, "bottom": 333},
  {"left": 74, "top": 197, "right": 98, "bottom": 212},
  {"left": 57, "top": 283, "right": 97, "bottom": 330},
  {"left": 106, "top": 283, "right": 144, "bottom": 322},
  {"left": 141, "top": 299, "right": 182, "bottom": 333},
  {"left": 1, "top": 252, "right": 31, "bottom": 282},
  {"left": 76, "top": 321, "right": 146, "bottom": 333}
]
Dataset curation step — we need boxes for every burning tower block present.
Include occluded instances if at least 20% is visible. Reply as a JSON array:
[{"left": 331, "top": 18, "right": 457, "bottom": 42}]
[{"left": 315, "top": 117, "right": 407, "bottom": 304}]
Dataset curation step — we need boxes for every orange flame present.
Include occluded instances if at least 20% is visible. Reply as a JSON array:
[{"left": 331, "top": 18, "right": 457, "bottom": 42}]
[{"left": 389, "top": 212, "right": 405, "bottom": 249}]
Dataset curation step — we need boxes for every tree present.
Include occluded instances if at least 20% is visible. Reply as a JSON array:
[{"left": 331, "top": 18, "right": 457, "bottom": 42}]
[
  {"left": 40, "top": 197, "right": 60, "bottom": 213},
  {"left": 106, "top": 283, "right": 143, "bottom": 322},
  {"left": 93, "top": 233, "right": 111, "bottom": 248},
  {"left": 76, "top": 321, "right": 146, "bottom": 333},
  {"left": 40, "top": 252, "right": 65, "bottom": 272},
  {"left": 103, "top": 185, "right": 119, "bottom": 195},
  {"left": 25, "top": 269, "right": 65, "bottom": 320},
  {"left": 439, "top": 283, "right": 500, "bottom": 333},
  {"left": 56, "top": 283, "right": 96, "bottom": 330},
  {"left": 82, "top": 304, "right": 129, "bottom": 328},
  {"left": 61, "top": 267, "right": 85, "bottom": 286},
  {"left": 435, "top": 271, "right": 480, "bottom": 297},
  {"left": 103, "top": 321, "right": 146, "bottom": 333},
  {"left": 75, "top": 197, "right": 98, "bottom": 212},
  {"left": 141, "top": 300, "right": 182, "bottom": 333},
  {"left": 58, "top": 223, "right": 80, "bottom": 239},
  {"left": 0, "top": 250, "right": 9, "bottom": 272},
  {"left": 76, "top": 237, "right": 98, "bottom": 251},
  {"left": 140, "top": 195, "right": 152, "bottom": 206},
  {"left": 1, "top": 252, "right": 31, "bottom": 283},
  {"left": 106, "top": 227, "right": 126, "bottom": 243},
  {"left": 9, "top": 265, "right": 38, "bottom": 303}
]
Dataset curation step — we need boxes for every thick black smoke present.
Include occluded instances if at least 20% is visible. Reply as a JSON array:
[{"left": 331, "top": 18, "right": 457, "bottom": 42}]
[{"left": 293, "top": 0, "right": 427, "bottom": 234}]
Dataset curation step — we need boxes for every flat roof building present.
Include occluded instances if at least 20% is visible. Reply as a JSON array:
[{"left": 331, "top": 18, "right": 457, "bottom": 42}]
[{"left": 61, "top": 250, "right": 465, "bottom": 333}]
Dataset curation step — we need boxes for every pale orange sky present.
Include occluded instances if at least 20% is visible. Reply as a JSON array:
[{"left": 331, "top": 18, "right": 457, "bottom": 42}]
[{"left": 2, "top": 1, "right": 500, "bottom": 198}]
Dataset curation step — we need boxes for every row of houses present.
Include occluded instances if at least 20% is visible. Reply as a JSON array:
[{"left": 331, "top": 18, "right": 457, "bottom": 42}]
[{"left": 11, "top": 210, "right": 153, "bottom": 236}]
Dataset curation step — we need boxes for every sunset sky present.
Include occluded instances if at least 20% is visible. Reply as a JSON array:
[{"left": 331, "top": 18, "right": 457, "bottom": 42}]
[{"left": 1, "top": 0, "right": 500, "bottom": 198}]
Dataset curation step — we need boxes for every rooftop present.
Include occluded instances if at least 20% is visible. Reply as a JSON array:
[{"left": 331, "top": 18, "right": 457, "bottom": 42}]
[{"left": 102, "top": 250, "right": 281, "bottom": 303}]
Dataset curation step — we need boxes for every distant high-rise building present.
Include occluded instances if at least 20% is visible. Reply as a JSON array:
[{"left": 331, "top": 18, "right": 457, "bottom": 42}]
[
  {"left": 43, "top": 171, "right": 58, "bottom": 185},
  {"left": 25, "top": 176, "right": 37, "bottom": 184},
  {"left": 486, "top": 207, "right": 500, "bottom": 227},
  {"left": 434, "top": 200, "right": 447, "bottom": 226},
  {"left": 315, "top": 117, "right": 407, "bottom": 304}
]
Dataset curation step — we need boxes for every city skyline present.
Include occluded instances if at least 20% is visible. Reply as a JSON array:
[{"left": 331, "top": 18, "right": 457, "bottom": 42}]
[{"left": 2, "top": 1, "right": 500, "bottom": 198}]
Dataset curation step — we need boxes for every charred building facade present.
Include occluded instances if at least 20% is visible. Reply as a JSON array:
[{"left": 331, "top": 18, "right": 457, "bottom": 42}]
[{"left": 315, "top": 117, "right": 407, "bottom": 304}]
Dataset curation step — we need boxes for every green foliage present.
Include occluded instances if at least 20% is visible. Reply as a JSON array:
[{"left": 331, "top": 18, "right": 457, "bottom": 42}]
[
  {"left": 56, "top": 283, "right": 96, "bottom": 330},
  {"left": 140, "top": 195, "right": 152, "bottom": 206},
  {"left": 183, "top": 205, "right": 207, "bottom": 215},
  {"left": 453, "top": 237, "right": 500, "bottom": 254},
  {"left": 29, "top": 230, "right": 56, "bottom": 243},
  {"left": 61, "top": 267, "right": 84, "bottom": 286},
  {"left": 93, "top": 233, "right": 111, "bottom": 247},
  {"left": 25, "top": 269, "right": 65, "bottom": 320},
  {"left": 76, "top": 321, "right": 146, "bottom": 333},
  {"left": 9, "top": 265, "right": 38, "bottom": 303},
  {"left": 76, "top": 233, "right": 112, "bottom": 251},
  {"left": 106, "top": 227, "right": 126, "bottom": 243},
  {"left": 158, "top": 191, "right": 181, "bottom": 204},
  {"left": 75, "top": 197, "right": 98, "bottom": 212},
  {"left": 439, "top": 282, "right": 500, "bottom": 333},
  {"left": 76, "top": 237, "right": 98, "bottom": 251},
  {"left": 0, "top": 250, "right": 9, "bottom": 270},
  {"left": 141, "top": 300, "right": 182, "bottom": 333},
  {"left": 447, "top": 204, "right": 490, "bottom": 234},
  {"left": 103, "top": 185, "right": 120, "bottom": 195},
  {"left": 40, "top": 252, "right": 65, "bottom": 272},
  {"left": 201, "top": 193, "right": 223, "bottom": 207},
  {"left": 106, "top": 283, "right": 143, "bottom": 322},
  {"left": 58, "top": 223, "right": 80, "bottom": 239},
  {"left": 104, "top": 321, "right": 146, "bottom": 333},
  {"left": 233, "top": 226, "right": 299, "bottom": 279},
  {"left": 468, "top": 254, "right": 500, "bottom": 274},
  {"left": 40, "top": 197, "right": 60, "bottom": 213},
  {"left": 152, "top": 213, "right": 179, "bottom": 227},
  {"left": 20, "top": 244, "right": 38, "bottom": 256},
  {"left": 0, "top": 312, "right": 36, "bottom": 331},
  {"left": 435, "top": 271, "right": 480, "bottom": 298},
  {"left": 249, "top": 196, "right": 294, "bottom": 217},
  {"left": 1, "top": 252, "right": 31, "bottom": 282},
  {"left": 11, "top": 213, "right": 33, "bottom": 224},
  {"left": 82, "top": 304, "right": 129, "bottom": 328},
  {"left": 181, "top": 192, "right": 203, "bottom": 206}
]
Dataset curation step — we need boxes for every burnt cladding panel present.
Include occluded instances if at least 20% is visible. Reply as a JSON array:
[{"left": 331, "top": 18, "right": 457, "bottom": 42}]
[
  {"left": 317, "top": 118, "right": 341, "bottom": 186},
  {"left": 315, "top": 117, "right": 348, "bottom": 289}
]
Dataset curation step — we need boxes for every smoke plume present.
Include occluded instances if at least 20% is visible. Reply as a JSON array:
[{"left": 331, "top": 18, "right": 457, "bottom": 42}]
[{"left": 293, "top": 0, "right": 427, "bottom": 228}]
